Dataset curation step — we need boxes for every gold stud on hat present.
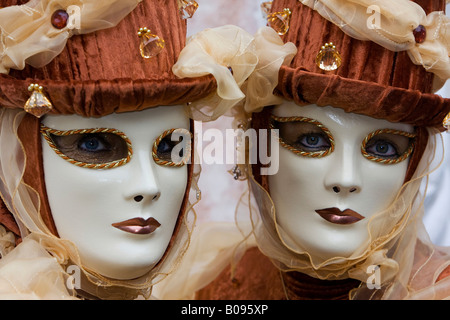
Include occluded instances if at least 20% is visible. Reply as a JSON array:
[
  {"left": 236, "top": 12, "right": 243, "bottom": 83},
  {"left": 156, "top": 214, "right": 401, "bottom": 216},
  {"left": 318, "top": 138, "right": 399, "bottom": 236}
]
[
  {"left": 267, "top": 8, "right": 292, "bottom": 35},
  {"left": 178, "top": 0, "right": 199, "bottom": 19},
  {"left": 24, "top": 84, "right": 53, "bottom": 118},
  {"left": 137, "top": 27, "right": 165, "bottom": 59},
  {"left": 315, "top": 42, "right": 342, "bottom": 71}
]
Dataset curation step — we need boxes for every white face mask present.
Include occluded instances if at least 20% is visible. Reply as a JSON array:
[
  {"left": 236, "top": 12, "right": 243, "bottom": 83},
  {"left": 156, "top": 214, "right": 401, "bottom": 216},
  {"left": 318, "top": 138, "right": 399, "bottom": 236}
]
[
  {"left": 41, "top": 106, "right": 190, "bottom": 279},
  {"left": 268, "top": 102, "right": 415, "bottom": 261}
]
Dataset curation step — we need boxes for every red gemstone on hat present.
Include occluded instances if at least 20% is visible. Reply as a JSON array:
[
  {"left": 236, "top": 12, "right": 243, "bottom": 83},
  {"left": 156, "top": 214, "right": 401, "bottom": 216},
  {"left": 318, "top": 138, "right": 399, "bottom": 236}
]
[
  {"left": 413, "top": 25, "right": 426, "bottom": 44},
  {"left": 51, "top": 9, "right": 69, "bottom": 29}
]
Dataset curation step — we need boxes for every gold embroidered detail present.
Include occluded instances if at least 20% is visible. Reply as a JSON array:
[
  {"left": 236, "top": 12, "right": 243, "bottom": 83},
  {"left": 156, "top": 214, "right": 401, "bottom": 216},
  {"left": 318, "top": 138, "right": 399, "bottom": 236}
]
[
  {"left": 267, "top": 8, "right": 291, "bottom": 35},
  {"left": 152, "top": 128, "right": 192, "bottom": 167},
  {"left": 361, "top": 129, "right": 416, "bottom": 164},
  {"left": 40, "top": 124, "right": 133, "bottom": 169},
  {"left": 270, "top": 115, "right": 335, "bottom": 158},
  {"left": 137, "top": 27, "right": 165, "bottom": 59},
  {"left": 24, "top": 84, "right": 53, "bottom": 118},
  {"left": 316, "top": 42, "right": 342, "bottom": 71}
]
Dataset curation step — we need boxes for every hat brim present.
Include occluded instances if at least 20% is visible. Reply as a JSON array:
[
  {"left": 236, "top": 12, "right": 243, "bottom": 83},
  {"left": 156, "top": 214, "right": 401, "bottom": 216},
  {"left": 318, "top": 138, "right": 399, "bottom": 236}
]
[
  {"left": 0, "top": 74, "right": 217, "bottom": 117},
  {"left": 276, "top": 65, "right": 450, "bottom": 130}
]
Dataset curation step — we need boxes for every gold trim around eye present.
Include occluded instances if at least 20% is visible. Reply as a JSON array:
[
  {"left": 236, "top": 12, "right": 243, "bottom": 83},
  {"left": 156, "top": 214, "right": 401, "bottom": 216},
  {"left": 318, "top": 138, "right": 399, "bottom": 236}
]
[
  {"left": 270, "top": 115, "right": 335, "bottom": 158},
  {"left": 40, "top": 124, "right": 133, "bottom": 169},
  {"left": 361, "top": 128, "right": 416, "bottom": 164},
  {"left": 152, "top": 128, "right": 193, "bottom": 167}
]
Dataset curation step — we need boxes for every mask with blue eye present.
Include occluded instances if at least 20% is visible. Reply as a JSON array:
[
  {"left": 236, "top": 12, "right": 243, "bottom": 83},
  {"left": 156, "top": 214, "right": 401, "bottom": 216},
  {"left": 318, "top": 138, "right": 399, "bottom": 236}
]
[
  {"left": 40, "top": 125, "right": 133, "bottom": 169},
  {"left": 270, "top": 115, "right": 335, "bottom": 158},
  {"left": 41, "top": 125, "right": 192, "bottom": 169},
  {"left": 271, "top": 115, "right": 415, "bottom": 164},
  {"left": 361, "top": 129, "right": 416, "bottom": 164},
  {"left": 152, "top": 128, "right": 192, "bottom": 167}
]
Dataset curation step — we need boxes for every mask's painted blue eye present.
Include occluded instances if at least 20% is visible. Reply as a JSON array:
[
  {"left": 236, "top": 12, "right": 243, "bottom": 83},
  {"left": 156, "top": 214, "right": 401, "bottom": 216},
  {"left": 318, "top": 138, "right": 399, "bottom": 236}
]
[
  {"left": 44, "top": 128, "right": 131, "bottom": 168},
  {"left": 365, "top": 140, "right": 398, "bottom": 158},
  {"left": 298, "top": 133, "right": 331, "bottom": 151},
  {"left": 79, "top": 135, "right": 107, "bottom": 152},
  {"left": 153, "top": 128, "right": 192, "bottom": 167},
  {"left": 271, "top": 115, "right": 334, "bottom": 158},
  {"left": 157, "top": 139, "right": 175, "bottom": 155},
  {"left": 362, "top": 130, "right": 416, "bottom": 164}
]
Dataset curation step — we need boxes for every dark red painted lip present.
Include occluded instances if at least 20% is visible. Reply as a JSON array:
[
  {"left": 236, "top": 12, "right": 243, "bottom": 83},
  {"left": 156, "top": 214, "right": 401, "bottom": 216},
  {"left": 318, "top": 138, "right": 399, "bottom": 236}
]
[
  {"left": 112, "top": 217, "right": 161, "bottom": 235},
  {"left": 315, "top": 207, "right": 365, "bottom": 225}
]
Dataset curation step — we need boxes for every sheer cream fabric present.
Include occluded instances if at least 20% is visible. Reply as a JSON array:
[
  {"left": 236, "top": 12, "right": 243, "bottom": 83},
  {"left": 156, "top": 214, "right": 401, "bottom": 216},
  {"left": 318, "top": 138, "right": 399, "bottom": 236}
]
[
  {"left": 173, "top": 25, "right": 257, "bottom": 122},
  {"left": 173, "top": 26, "right": 296, "bottom": 123},
  {"left": 240, "top": 27, "right": 296, "bottom": 115},
  {"left": 298, "top": 0, "right": 450, "bottom": 90},
  {"left": 0, "top": 0, "right": 142, "bottom": 74},
  {"left": 0, "top": 108, "right": 201, "bottom": 300}
]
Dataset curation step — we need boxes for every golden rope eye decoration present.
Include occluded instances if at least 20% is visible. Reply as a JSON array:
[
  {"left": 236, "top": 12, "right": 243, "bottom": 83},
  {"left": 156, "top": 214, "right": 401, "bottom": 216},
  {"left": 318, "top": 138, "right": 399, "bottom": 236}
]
[
  {"left": 270, "top": 115, "right": 335, "bottom": 158},
  {"left": 152, "top": 128, "right": 192, "bottom": 167},
  {"left": 361, "top": 128, "right": 416, "bottom": 164},
  {"left": 40, "top": 124, "right": 133, "bottom": 169}
]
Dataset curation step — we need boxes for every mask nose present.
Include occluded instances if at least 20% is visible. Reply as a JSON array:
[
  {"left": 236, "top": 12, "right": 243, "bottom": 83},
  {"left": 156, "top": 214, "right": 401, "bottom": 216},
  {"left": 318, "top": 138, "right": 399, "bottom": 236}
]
[
  {"left": 331, "top": 185, "right": 359, "bottom": 194},
  {"left": 324, "top": 144, "right": 362, "bottom": 195},
  {"left": 124, "top": 150, "right": 161, "bottom": 203}
]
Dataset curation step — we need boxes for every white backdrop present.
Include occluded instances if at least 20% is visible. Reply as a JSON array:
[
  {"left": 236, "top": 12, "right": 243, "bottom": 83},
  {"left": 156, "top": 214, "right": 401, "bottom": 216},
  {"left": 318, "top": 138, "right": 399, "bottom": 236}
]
[{"left": 186, "top": 0, "right": 450, "bottom": 246}]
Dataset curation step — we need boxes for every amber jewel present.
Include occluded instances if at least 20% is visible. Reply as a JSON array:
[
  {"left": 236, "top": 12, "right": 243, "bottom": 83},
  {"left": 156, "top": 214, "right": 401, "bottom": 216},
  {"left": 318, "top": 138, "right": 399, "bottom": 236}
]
[
  {"left": 178, "top": 0, "right": 198, "bottom": 19},
  {"left": 413, "top": 25, "right": 426, "bottom": 44},
  {"left": 443, "top": 112, "right": 450, "bottom": 131},
  {"left": 267, "top": 8, "right": 291, "bottom": 35},
  {"left": 51, "top": 9, "right": 69, "bottom": 29},
  {"left": 137, "top": 27, "right": 165, "bottom": 59},
  {"left": 260, "top": 1, "right": 273, "bottom": 19},
  {"left": 315, "top": 42, "right": 342, "bottom": 71},
  {"left": 24, "top": 84, "right": 53, "bottom": 118}
]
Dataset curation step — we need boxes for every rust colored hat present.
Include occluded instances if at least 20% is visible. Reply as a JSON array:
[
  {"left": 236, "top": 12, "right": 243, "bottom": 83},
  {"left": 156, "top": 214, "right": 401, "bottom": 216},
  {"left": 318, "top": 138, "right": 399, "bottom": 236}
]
[
  {"left": 267, "top": 0, "right": 450, "bottom": 130},
  {"left": 0, "top": 0, "right": 216, "bottom": 117}
]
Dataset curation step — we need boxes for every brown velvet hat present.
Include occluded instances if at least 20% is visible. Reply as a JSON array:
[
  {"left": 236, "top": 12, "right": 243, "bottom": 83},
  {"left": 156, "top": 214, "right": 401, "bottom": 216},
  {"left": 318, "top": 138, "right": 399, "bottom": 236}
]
[
  {"left": 268, "top": 0, "right": 450, "bottom": 130},
  {"left": 0, "top": 0, "right": 216, "bottom": 117}
]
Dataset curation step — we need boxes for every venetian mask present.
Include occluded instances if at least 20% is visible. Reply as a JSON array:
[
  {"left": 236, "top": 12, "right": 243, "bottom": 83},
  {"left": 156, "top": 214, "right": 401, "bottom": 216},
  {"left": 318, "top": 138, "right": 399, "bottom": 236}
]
[
  {"left": 268, "top": 102, "right": 415, "bottom": 261},
  {"left": 41, "top": 105, "right": 191, "bottom": 279}
]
